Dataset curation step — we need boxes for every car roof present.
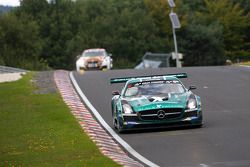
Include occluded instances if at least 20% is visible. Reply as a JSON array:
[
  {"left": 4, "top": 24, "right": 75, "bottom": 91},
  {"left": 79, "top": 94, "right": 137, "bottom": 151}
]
[{"left": 84, "top": 48, "right": 105, "bottom": 53}]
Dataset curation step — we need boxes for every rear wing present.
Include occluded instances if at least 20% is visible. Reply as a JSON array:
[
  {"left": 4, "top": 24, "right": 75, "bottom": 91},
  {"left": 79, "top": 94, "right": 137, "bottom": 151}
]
[{"left": 110, "top": 73, "right": 187, "bottom": 84}]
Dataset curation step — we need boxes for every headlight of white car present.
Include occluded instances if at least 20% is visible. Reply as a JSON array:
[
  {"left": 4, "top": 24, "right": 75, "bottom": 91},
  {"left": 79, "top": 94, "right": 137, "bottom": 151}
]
[
  {"left": 77, "top": 57, "right": 87, "bottom": 67},
  {"left": 101, "top": 57, "right": 109, "bottom": 65}
]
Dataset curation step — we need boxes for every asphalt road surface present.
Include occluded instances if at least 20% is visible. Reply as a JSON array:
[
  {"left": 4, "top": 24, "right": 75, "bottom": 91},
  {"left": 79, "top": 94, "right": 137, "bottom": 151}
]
[{"left": 73, "top": 66, "right": 250, "bottom": 167}]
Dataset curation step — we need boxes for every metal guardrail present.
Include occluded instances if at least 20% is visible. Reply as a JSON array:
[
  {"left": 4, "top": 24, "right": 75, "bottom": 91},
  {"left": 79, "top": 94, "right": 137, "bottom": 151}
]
[{"left": 0, "top": 65, "right": 27, "bottom": 74}]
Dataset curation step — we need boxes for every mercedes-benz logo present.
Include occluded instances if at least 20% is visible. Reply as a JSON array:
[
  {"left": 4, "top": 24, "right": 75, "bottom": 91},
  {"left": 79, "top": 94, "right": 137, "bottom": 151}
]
[{"left": 157, "top": 110, "right": 165, "bottom": 119}]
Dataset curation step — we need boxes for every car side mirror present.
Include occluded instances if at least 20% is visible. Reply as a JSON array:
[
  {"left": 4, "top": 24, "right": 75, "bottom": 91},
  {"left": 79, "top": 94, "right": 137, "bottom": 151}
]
[
  {"left": 188, "top": 85, "right": 197, "bottom": 91},
  {"left": 112, "top": 90, "right": 120, "bottom": 95}
]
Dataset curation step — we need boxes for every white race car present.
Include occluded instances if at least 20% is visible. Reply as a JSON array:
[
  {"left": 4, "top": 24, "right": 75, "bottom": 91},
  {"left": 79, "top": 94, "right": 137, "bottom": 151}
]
[{"left": 76, "top": 48, "right": 113, "bottom": 71}]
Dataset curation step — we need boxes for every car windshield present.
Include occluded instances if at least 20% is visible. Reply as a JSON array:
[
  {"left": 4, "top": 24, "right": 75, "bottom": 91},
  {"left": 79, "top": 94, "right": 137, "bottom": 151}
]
[
  {"left": 83, "top": 51, "right": 105, "bottom": 57},
  {"left": 124, "top": 80, "right": 185, "bottom": 97}
]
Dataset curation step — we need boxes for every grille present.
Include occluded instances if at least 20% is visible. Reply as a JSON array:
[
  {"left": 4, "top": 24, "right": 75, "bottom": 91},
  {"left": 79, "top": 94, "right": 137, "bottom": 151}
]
[
  {"left": 87, "top": 61, "right": 99, "bottom": 64},
  {"left": 86, "top": 61, "right": 101, "bottom": 68},
  {"left": 139, "top": 108, "right": 183, "bottom": 121},
  {"left": 184, "top": 111, "right": 198, "bottom": 117}
]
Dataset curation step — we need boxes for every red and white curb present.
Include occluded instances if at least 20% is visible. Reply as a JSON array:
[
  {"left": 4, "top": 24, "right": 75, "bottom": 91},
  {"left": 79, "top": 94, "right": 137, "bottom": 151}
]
[{"left": 54, "top": 70, "right": 144, "bottom": 167}]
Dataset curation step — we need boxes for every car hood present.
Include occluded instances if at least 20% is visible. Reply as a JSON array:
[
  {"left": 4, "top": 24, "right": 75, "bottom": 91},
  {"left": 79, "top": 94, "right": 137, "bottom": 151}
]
[
  {"left": 124, "top": 93, "right": 188, "bottom": 112},
  {"left": 84, "top": 56, "right": 104, "bottom": 61}
]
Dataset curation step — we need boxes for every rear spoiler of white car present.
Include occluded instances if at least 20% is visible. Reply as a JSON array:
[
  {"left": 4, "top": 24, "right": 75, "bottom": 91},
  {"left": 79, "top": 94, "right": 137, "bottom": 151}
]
[{"left": 110, "top": 73, "right": 187, "bottom": 84}]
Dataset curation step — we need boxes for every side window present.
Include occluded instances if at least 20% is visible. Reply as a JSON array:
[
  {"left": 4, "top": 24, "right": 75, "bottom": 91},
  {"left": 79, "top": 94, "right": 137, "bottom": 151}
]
[
  {"left": 104, "top": 51, "right": 108, "bottom": 57},
  {"left": 125, "top": 87, "right": 139, "bottom": 97}
]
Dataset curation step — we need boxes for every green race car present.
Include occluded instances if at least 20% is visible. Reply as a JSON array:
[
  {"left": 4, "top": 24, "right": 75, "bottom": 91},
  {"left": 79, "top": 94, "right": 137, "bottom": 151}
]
[{"left": 110, "top": 73, "right": 203, "bottom": 133}]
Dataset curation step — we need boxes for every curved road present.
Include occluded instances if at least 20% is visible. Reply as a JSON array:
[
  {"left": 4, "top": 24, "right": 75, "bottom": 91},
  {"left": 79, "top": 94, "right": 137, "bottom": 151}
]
[{"left": 73, "top": 66, "right": 250, "bottom": 167}]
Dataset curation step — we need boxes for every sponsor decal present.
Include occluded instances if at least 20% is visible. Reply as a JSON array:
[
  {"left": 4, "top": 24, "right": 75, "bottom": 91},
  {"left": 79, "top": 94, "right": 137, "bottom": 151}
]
[
  {"left": 150, "top": 96, "right": 164, "bottom": 102},
  {"left": 134, "top": 80, "right": 180, "bottom": 86},
  {"left": 156, "top": 104, "right": 162, "bottom": 108}
]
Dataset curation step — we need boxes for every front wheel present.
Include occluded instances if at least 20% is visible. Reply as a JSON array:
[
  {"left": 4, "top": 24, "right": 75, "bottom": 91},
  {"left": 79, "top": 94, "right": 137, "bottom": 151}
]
[
  {"left": 112, "top": 115, "right": 117, "bottom": 129},
  {"left": 113, "top": 116, "right": 124, "bottom": 133},
  {"left": 193, "top": 123, "right": 203, "bottom": 128},
  {"left": 117, "top": 120, "right": 123, "bottom": 133}
]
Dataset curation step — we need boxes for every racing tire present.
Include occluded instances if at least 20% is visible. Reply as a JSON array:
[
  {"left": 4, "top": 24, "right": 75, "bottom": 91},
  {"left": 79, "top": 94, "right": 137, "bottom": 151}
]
[
  {"left": 114, "top": 118, "right": 124, "bottom": 133},
  {"left": 116, "top": 121, "right": 124, "bottom": 133},
  {"left": 112, "top": 115, "right": 117, "bottom": 129}
]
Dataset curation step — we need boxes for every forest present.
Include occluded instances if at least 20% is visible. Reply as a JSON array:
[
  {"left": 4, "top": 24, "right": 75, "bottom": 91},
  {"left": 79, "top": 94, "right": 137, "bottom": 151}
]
[{"left": 0, "top": 0, "right": 249, "bottom": 70}]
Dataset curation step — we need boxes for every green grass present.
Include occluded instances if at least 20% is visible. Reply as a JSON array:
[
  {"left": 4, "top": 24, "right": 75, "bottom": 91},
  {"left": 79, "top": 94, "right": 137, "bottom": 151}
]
[
  {"left": 0, "top": 73, "right": 120, "bottom": 167},
  {"left": 239, "top": 61, "right": 250, "bottom": 66}
]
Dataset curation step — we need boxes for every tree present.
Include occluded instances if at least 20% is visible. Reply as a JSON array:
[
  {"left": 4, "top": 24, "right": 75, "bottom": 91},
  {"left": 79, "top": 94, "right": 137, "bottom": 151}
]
[
  {"left": 144, "top": 0, "right": 172, "bottom": 51},
  {"left": 1, "top": 0, "right": 249, "bottom": 70},
  {"left": 0, "top": 13, "right": 48, "bottom": 70},
  {"left": 181, "top": 21, "right": 225, "bottom": 66},
  {"left": 68, "top": 0, "right": 166, "bottom": 68},
  {"left": 199, "top": 0, "right": 250, "bottom": 61},
  {"left": 18, "top": 0, "right": 49, "bottom": 20}
]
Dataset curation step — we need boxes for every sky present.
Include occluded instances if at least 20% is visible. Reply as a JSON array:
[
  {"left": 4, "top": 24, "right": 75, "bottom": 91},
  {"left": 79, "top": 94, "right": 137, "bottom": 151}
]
[{"left": 0, "top": 0, "right": 20, "bottom": 6}]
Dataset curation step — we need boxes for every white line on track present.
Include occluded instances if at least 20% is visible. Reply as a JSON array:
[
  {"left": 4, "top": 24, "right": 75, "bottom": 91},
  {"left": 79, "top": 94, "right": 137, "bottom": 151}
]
[{"left": 70, "top": 72, "right": 160, "bottom": 167}]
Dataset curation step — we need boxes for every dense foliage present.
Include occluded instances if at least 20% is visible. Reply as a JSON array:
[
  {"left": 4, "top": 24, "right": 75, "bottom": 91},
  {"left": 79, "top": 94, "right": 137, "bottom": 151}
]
[
  {"left": 0, "top": 0, "right": 249, "bottom": 70},
  {"left": 0, "top": 5, "right": 13, "bottom": 14}
]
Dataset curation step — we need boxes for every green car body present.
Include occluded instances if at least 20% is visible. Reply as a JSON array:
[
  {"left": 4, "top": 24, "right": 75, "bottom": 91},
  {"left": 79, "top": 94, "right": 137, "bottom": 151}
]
[{"left": 111, "top": 73, "right": 203, "bottom": 133}]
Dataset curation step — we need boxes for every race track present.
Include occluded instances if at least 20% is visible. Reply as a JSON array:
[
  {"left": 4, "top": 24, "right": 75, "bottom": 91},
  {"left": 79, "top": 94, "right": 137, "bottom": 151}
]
[{"left": 72, "top": 66, "right": 250, "bottom": 167}]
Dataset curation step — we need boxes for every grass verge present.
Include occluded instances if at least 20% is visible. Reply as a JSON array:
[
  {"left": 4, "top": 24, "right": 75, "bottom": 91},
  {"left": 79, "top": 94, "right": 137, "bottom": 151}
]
[
  {"left": 0, "top": 72, "right": 120, "bottom": 167},
  {"left": 238, "top": 61, "right": 250, "bottom": 66}
]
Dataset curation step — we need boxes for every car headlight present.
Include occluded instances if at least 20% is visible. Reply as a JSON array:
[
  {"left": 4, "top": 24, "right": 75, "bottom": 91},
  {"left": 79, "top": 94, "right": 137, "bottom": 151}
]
[
  {"left": 102, "top": 57, "right": 109, "bottom": 63},
  {"left": 77, "top": 58, "right": 85, "bottom": 65},
  {"left": 102, "top": 58, "right": 107, "bottom": 63},
  {"left": 187, "top": 98, "right": 197, "bottom": 109},
  {"left": 122, "top": 104, "right": 133, "bottom": 114}
]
